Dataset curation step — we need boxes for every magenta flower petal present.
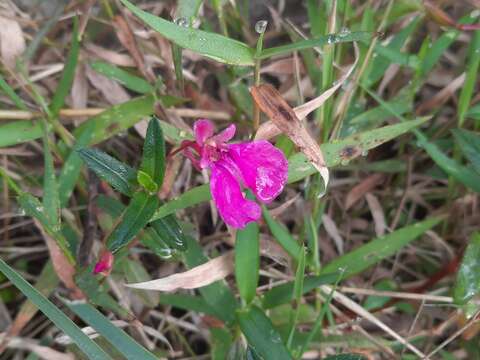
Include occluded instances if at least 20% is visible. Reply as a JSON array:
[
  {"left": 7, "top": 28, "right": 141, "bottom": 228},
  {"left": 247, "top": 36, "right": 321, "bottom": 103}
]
[
  {"left": 228, "top": 140, "right": 288, "bottom": 203},
  {"left": 210, "top": 161, "right": 261, "bottom": 228},
  {"left": 194, "top": 119, "right": 215, "bottom": 145},
  {"left": 212, "top": 124, "right": 236, "bottom": 144}
]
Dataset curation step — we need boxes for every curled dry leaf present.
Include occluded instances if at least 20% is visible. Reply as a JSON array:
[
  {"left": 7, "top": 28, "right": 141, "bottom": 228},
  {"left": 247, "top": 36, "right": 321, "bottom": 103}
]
[
  {"left": 255, "top": 43, "right": 359, "bottom": 141},
  {"left": 125, "top": 252, "right": 234, "bottom": 291},
  {"left": 250, "top": 84, "right": 329, "bottom": 194}
]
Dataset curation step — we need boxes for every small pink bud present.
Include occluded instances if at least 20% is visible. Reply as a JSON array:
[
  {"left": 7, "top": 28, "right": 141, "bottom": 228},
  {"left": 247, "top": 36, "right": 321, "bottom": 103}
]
[{"left": 93, "top": 251, "right": 114, "bottom": 276}]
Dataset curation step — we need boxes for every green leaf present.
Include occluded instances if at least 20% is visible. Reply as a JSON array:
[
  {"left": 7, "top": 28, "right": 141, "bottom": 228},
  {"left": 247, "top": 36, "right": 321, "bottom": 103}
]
[
  {"left": 50, "top": 18, "right": 80, "bottom": 117},
  {"left": 62, "top": 299, "right": 157, "bottom": 360},
  {"left": 58, "top": 122, "right": 94, "bottom": 206},
  {"left": 90, "top": 61, "right": 154, "bottom": 94},
  {"left": 140, "top": 117, "right": 166, "bottom": 187},
  {"left": 262, "top": 207, "right": 301, "bottom": 261},
  {"left": 119, "top": 0, "right": 254, "bottom": 66},
  {"left": 41, "top": 124, "right": 60, "bottom": 228},
  {"left": 150, "top": 214, "right": 188, "bottom": 251},
  {"left": 0, "top": 120, "right": 43, "bottom": 148},
  {"left": 416, "top": 131, "right": 480, "bottom": 193},
  {"left": 0, "top": 258, "right": 112, "bottom": 360},
  {"left": 184, "top": 236, "right": 238, "bottom": 324},
  {"left": 287, "top": 246, "right": 306, "bottom": 348},
  {"left": 288, "top": 118, "right": 428, "bottom": 183},
  {"left": 137, "top": 170, "right": 158, "bottom": 193},
  {"left": 262, "top": 273, "right": 339, "bottom": 309},
  {"left": 235, "top": 222, "right": 260, "bottom": 304},
  {"left": 321, "top": 218, "right": 442, "bottom": 280},
  {"left": 142, "top": 227, "right": 175, "bottom": 259},
  {"left": 106, "top": 192, "right": 159, "bottom": 253},
  {"left": 77, "top": 148, "right": 137, "bottom": 196},
  {"left": 237, "top": 305, "right": 291, "bottom": 360},
  {"left": 452, "top": 129, "right": 480, "bottom": 174},
  {"left": 151, "top": 184, "right": 210, "bottom": 220},
  {"left": 74, "top": 95, "right": 155, "bottom": 145},
  {"left": 0, "top": 74, "right": 28, "bottom": 110},
  {"left": 454, "top": 232, "right": 480, "bottom": 305},
  {"left": 259, "top": 31, "right": 374, "bottom": 60},
  {"left": 458, "top": 30, "right": 480, "bottom": 126}
]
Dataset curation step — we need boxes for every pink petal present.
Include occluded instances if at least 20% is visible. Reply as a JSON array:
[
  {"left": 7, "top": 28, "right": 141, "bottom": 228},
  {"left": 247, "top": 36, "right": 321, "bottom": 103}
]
[
  {"left": 228, "top": 141, "right": 288, "bottom": 203},
  {"left": 194, "top": 119, "right": 214, "bottom": 145},
  {"left": 93, "top": 250, "right": 114, "bottom": 275},
  {"left": 212, "top": 124, "right": 236, "bottom": 144},
  {"left": 210, "top": 161, "right": 261, "bottom": 228}
]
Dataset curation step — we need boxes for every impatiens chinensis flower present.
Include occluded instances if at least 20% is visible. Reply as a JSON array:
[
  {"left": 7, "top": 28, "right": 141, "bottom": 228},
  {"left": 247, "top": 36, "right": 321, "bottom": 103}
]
[
  {"left": 180, "top": 119, "right": 288, "bottom": 229},
  {"left": 93, "top": 250, "right": 114, "bottom": 276}
]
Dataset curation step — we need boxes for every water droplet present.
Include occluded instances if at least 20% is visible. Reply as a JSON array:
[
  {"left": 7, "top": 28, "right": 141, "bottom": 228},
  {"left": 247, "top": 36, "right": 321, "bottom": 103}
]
[
  {"left": 35, "top": 206, "right": 44, "bottom": 213},
  {"left": 338, "top": 27, "right": 350, "bottom": 37},
  {"left": 361, "top": 149, "right": 368, "bottom": 156},
  {"left": 255, "top": 20, "right": 268, "bottom": 34},
  {"left": 326, "top": 34, "right": 337, "bottom": 44},
  {"left": 179, "top": 130, "right": 187, "bottom": 138},
  {"left": 174, "top": 17, "right": 189, "bottom": 27}
]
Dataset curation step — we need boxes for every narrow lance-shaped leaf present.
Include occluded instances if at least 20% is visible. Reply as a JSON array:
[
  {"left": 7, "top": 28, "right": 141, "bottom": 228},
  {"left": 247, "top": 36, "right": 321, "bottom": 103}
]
[
  {"left": 90, "top": 61, "right": 154, "bottom": 94},
  {"left": 42, "top": 122, "right": 60, "bottom": 228},
  {"left": 0, "top": 258, "right": 112, "bottom": 360},
  {"left": 140, "top": 116, "right": 166, "bottom": 187},
  {"left": 235, "top": 222, "right": 260, "bottom": 304},
  {"left": 150, "top": 214, "right": 188, "bottom": 251},
  {"left": 119, "top": 0, "right": 254, "bottom": 66},
  {"left": 452, "top": 129, "right": 480, "bottom": 175},
  {"left": 106, "top": 192, "right": 159, "bottom": 253},
  {"left": 78, "top": 148, "right": 137, "bottom": 196}
]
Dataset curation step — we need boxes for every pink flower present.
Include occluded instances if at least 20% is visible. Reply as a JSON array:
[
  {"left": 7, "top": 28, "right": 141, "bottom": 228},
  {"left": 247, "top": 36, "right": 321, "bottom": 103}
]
[
  {"left": 93, "top": 250, "right": 114, "bottom": 276},
  {"left": 181, "top": 119, "right": 288, "bottom": 229}
]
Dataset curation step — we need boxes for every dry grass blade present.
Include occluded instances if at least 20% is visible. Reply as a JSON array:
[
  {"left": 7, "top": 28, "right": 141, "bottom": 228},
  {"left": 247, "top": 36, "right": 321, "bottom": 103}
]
[
  {"left": 345, "top": 173, "right": 384, "bottom": 210},
  {"left": 365, "top": 193, "right": 386, "bottom": 237},
  {"left": 6, "top": 338, "right": 74, "bottom": 360},
  {"left": 125, "top": 252, "right": 234, "bottom": 291},
  {"left": 251, "top": 84, "right": 329, "bottom": 193},
  {"left": 255, "top": 43, "right": 359, "bottom": 140},
  {"left": 320, "top": 285, "right": 426, "bottom": 358}
]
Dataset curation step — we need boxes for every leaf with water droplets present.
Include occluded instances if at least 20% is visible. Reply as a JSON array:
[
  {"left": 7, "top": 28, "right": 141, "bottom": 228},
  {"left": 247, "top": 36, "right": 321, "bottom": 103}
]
[{"left": 454, "top": 232, "right": 480, "bottom": 305}]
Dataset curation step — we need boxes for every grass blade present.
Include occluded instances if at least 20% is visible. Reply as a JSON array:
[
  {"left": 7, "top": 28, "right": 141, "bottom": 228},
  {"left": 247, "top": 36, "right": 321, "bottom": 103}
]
[
  {"left": 452, "top": 128, "right": 480, "bottom": 174},
  {"left": 119, "top": 0, "right": 254, "bottom": 66},
  {"left": 0, "top": 120, "right": 42, "bottom": 148},
  {"left": 0, "top": 258, "right": 112, "bottom": 360},
  {"left": 63, "top": 299, "right": 158, "bottom": 360},
  {"left": 0, "top": 74, "right": 28, "bottom": 110},
  {"left": 90, "top": 61, "right": 154, "bottom": 94}
]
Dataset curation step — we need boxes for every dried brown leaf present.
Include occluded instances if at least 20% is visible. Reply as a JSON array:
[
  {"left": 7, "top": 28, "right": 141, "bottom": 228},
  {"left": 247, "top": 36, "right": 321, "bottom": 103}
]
[
  {"left": 0, "top": 14, "right": 25, "bottom": 68},
  {"left": 250, "top": 84, "right": 329, "bottom": 193},
  {"left": 125, "top": 253, "right": 234, "bottom": 291},
  {"left": 365, "top": 192, "right": 386, "bottom": 237},
  {"left": 85, "top": 65, "right": 130, "bottom": 105}
]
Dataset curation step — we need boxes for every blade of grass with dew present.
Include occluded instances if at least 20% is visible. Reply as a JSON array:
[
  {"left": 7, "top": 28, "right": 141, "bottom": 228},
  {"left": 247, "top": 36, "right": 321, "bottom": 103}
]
[
  {"left": 62, "top": 299, "right": 157, "bottom": 360},
  {"left": 453, "top": 232, "right": 480, "bottom": 305},
  {"left": 262, "top": 206, "right": 301, "bottom": 261},
  {"left": 184, "top": 236, "right": 238, "bottom": 324},
  {"left": 140, "top": 116, "right": 166, "bottom": 188},
  {"left": 452, "top": 129, "right": 480, "bottom": 174},
  {"left": 57, "top": 122, "right": 94, "bottom": 207},
  {"left": 77, "top": 148, "right": 137, "bottom": 196},
  {"left": 0, "top": 120, "right": 42, "bottom": 148},
  {"left": 90, "top": 61, "right": 154, "bottom": 94},
  {"left": 237, "top": 305, "right": 291, "bottom": 360},
  {"left": 106, "top": 192, "right": 159, "bottom": 253},
  {"left": 235, "top": 221, "right": 260, "bottom": 304},
  {"left": 287, "top": 246, "right": 306, "bottom": 349},
  {"left": 0, "top": 74, "right": 28, "bottom": 110},
  {"left": 321, "top": 217, "right": 442, "bottom": 280},
  {"left": 0, "top": 258, "right": 112, "bottom": 360},
  {"left": 119, "top": 0, "right": 254, "bottom": 66},
  {"left": 50, "top": 18, "right": 80, "bottom": 117},
  {"left": 258, "top": 31, "right": 374, "bottom": 60},
  {"left": 458, "top": 29, "right": 480, "bottom": 127}
]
